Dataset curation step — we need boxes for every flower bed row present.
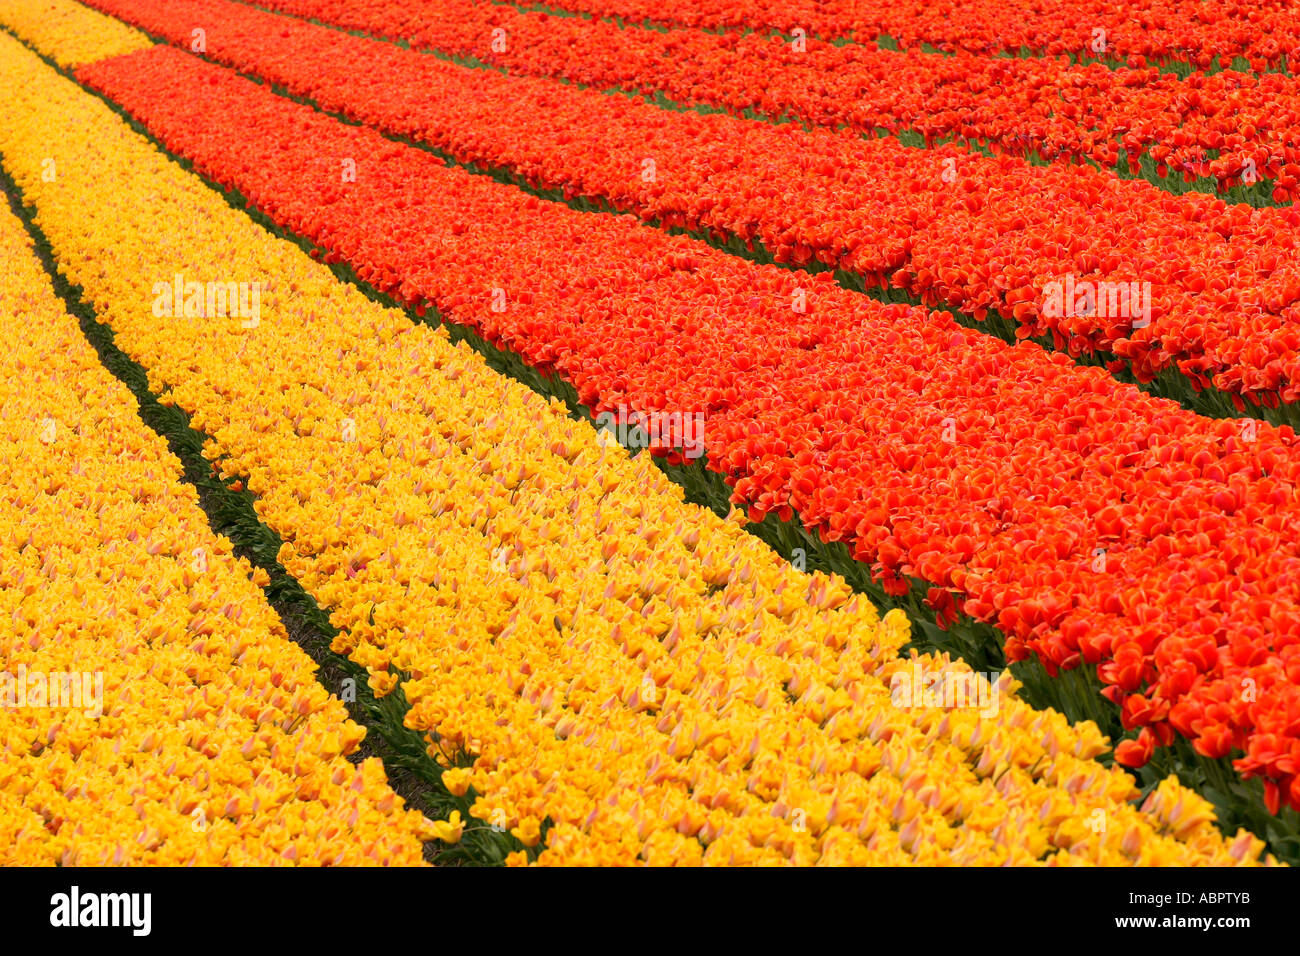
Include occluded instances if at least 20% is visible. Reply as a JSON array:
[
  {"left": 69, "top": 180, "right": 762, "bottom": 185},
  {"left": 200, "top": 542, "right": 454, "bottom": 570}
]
[
  {"left": 63, "top": 40, "right": 1300, "bottom": 816},
  {"left": 0, "top": 0, "right": 150, "bottom": 67},
  {"left": 1, "top": 30, "right": 1272, "bottom": 865},
  {"left": 232, "top": 0, "right": 1300, "bottom": 193},
  {"left": 57, "top": 0, "right": 1300, "bottom": 415},
  {"left": 486, "top": 0, "right": 1300, "bottom": 70},
  {"left": 0, "top": 181, "right": 430, "bottom": 866}
]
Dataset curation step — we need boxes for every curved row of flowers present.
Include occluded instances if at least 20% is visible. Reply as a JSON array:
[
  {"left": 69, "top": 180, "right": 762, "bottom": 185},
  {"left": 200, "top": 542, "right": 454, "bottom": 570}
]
[
  {"left": 472, "top": 0, "right": 1300, "bottom": 69},
  {"left": 0, "top": 31, "right": 1273, "bottom": 865},
  {"left": 49, "top": 0, "right": 1300, "bottom": 415},
  {"left": 228, "top": 0, "right": 1300, "bottom": 197},
  {"left": 0, "top": 185, "right": 432, "bottom": 865},
  {"left": 55, "top": 39, "right": 1300, "bottom": 816}
]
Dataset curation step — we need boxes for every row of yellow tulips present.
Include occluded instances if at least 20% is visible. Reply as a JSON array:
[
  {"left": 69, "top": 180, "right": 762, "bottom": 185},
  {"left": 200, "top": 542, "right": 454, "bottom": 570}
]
[
  {"left": 0, "top": 189, "right": 432, "bottom": 864},
  {"left": 0, "top": 0, "right": 150, "bottom": 67},
  {"left": 0, "top": 28, "right": 1271, "bottom": 864}
]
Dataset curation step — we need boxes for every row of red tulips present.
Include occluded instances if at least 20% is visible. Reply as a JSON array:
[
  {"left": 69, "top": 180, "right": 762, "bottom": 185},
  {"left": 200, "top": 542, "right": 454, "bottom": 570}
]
[
  {"left": 91, "top": 0, "right": 1300, "bottom": 198},
  {"left": 79, "top": 0, "right": 1300, "bottom": 412},
  {"left": 78, "top": 43, "right": 1300, "bottom": 813},
  {"left": 501, "top": 0, "right": 1299, "bottom": 69},
  {"left": 238, "top": 0, "right": 1300, "bottom": 176}
]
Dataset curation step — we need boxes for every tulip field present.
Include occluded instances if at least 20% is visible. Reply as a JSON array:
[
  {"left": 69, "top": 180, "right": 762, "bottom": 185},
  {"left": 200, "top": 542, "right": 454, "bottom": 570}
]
[{"left": 2, "top": 0, "right": 1300, "bottom": 870}]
